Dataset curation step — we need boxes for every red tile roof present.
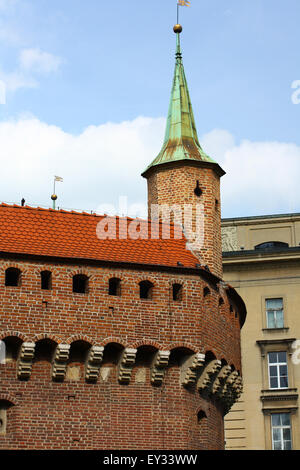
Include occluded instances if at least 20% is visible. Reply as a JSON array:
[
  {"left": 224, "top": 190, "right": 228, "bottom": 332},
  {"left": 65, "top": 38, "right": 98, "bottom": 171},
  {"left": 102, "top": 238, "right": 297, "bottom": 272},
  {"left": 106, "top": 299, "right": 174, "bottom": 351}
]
[{"left": 0, "top": 204, "right": 199, "bottom": 269}]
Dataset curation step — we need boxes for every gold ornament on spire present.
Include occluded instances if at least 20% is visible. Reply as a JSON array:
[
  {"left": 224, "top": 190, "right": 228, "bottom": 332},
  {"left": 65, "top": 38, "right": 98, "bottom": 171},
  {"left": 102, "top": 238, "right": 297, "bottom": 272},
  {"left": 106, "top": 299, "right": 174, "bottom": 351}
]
[{"left": 173, "top": 24, "right": 182, "bottom": 34}]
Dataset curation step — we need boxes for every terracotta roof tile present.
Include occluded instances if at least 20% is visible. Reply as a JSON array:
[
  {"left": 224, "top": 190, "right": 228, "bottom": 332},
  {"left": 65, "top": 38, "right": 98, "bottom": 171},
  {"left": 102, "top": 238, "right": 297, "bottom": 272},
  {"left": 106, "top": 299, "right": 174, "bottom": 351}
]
[{"left": 0, "top": 204, "right": 199, "bottom": 268}]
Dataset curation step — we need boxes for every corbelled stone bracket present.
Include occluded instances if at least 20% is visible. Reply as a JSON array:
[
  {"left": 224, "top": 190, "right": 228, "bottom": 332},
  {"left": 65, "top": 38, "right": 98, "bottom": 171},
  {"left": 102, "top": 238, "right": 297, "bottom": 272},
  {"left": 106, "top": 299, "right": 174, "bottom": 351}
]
[
  {"left": 180, "top": 353, "right": 205, "bottom": 387},
  {"left": 118, "top": 348, "right": 137, "bottom": 384},
  {"left": 151, "top": 350, "right": 170, "bottom": 386},
  {"left": 218, "top": 370, "right": 243, "bottom": 412},
  {"left": 219, "top": 370, "right": 239, "bottom": 399},
  {"left": 85, "top": 346, "right": 104, "bottom": 383},
  {"left": 197, "top": 359, "right": 222, "bottom": 392},
  {"left": 212, "top": 365, "right": 232, "bottom": 395},
  {"left": 17, "top": 342, "right": 35, "bottom": 380},
  {"left": 52, "top": 344, "right": 70, "bottom": 382}
]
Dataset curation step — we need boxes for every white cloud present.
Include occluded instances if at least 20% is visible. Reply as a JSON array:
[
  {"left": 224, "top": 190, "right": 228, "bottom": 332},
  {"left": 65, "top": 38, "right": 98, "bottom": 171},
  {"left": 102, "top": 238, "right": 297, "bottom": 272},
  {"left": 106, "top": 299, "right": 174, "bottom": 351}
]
[
  {"left": 201, "top": 129, "right": 300, "bottom": 217},
  {"left": 0, "top": 67, "right": 37, "bottom": 92},
  {"left": 0, "top": 117, "right": 299, "bottom": 219},
  {"left": 0, "top": 116, "right": 165, "bottom": 215},
  {"left": 19, "top": 48, "right": 63, "bottom": 75},
  {"left": 0, "top": 48, "right": 63, "bottom": 95}
]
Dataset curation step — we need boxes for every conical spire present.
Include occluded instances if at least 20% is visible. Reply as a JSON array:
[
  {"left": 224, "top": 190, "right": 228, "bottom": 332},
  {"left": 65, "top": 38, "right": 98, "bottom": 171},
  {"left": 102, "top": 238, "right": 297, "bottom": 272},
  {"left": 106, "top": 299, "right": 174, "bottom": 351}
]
[{"left": 142, "top": 26, "right": 224, "bottom": 177}]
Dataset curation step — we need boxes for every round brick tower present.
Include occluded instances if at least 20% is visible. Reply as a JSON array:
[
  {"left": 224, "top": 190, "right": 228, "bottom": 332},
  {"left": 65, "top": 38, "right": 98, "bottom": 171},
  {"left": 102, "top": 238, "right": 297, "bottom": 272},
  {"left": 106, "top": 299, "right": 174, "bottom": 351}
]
[{"left": 0, "top": 25, "right": 246, "bottom": 451}]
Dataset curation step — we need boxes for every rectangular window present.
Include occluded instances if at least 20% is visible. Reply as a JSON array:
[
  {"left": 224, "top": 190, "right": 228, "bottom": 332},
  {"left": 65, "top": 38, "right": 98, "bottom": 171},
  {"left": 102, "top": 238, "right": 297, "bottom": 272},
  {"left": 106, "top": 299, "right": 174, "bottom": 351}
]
[
  {"left": 268, "top": 352, "right": 288, "bottom": 389},
  {"left": 271, "top": 413, "right": 292, "bottom": 450},
  {"left": 266, "top": 298, "right": 284, "bottom": 329}
]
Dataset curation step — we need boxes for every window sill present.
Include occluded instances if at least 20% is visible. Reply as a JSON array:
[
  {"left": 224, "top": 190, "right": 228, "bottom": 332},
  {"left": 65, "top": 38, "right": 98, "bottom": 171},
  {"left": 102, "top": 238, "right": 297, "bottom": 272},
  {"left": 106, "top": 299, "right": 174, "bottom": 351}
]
[
  {"left": 262, "top": 327, "right": 289, "bottom": 333},
  {"left": 261, "top": 388, "right": 298, "bottom": 402}
]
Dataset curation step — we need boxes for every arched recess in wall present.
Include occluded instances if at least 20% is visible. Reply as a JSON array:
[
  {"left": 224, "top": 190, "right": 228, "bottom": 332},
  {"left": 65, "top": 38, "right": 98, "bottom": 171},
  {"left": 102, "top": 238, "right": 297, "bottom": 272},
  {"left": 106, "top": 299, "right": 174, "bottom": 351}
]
[
  {"left": 135, "top": 345, "right": 158, "bottom": 368},
  {"left": 102, "top": 342, "right": 124, "bottom": 366},
  {"left": 1, "top": 336, "right": 23, "bottom": 363},
  {"left": 204, "top": 350, "right": 217, "bottom": 364},
  {"left": 34, "top": 338, "right": 57, "bottom": 367},
  {"left": 66, "top": 340, "right": 91, "bottom": 382},
  {"left": 169, "top": 346, "right": 196, "bottom": 367}
]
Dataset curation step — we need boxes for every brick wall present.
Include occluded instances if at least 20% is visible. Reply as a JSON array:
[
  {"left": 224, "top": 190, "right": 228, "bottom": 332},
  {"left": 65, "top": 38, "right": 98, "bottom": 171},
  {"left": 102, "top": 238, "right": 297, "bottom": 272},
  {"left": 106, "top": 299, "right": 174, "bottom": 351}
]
[
  {"left": 0, "top": 258, "right": 242, "bottom": 449},
  {"left": 146, "top": 164, "right": 223, "bottom": 278}
]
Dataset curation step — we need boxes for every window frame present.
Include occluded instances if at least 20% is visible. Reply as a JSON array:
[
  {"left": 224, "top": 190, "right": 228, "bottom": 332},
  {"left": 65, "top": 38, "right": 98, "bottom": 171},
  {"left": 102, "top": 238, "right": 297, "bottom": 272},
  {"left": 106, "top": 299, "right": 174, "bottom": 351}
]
[
  {"left": 271, "top": 413, "right": 292, "bottom": 450},
  {"left": 268, "top": 351, "right": 289, "bottom": 390},
  {"left": 265, "top": 298, "right": 284, "bottom": 329},
  {"left": 261, "top": 294, "right": 288, "bottom": 331}
]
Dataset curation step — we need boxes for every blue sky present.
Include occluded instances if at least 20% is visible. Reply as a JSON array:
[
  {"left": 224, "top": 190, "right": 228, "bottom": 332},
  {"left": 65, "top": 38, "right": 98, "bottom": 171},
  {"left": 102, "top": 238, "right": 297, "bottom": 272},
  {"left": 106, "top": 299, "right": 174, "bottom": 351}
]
[{"left": 0, "top": 0, "right": 300, "bottom": 217}]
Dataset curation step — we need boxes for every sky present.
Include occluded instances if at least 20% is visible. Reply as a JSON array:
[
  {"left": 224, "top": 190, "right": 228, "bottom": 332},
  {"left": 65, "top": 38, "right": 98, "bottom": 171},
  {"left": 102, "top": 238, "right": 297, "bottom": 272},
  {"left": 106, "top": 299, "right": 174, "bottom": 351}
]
[{"left": 0, "top": 0, "right": 299, "bottom": 218}]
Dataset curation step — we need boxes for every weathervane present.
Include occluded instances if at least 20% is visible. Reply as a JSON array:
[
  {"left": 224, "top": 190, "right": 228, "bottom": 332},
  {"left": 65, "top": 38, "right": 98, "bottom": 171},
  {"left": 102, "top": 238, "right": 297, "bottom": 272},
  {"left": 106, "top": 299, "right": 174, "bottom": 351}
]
[
  {"left": 177, "top": 0, "right": 190, "bottom": 25},
  {"left": 51, "top": 175, "right": 63, "bottom": 209}
]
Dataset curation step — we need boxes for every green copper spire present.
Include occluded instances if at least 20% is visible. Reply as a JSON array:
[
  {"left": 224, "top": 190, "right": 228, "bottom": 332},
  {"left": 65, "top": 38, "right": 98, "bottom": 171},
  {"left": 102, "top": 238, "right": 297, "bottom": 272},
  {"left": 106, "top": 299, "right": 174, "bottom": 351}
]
[{"left": 142, "top": 25, "right": 224, "bottom": 177}]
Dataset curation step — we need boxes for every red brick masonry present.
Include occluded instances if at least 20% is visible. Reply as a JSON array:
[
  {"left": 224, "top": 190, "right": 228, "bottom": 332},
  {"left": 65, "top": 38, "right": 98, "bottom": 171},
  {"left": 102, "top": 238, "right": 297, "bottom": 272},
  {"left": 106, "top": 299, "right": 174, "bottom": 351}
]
[{"left": 0, "top": 204, "right": 245, "bottom": 449}]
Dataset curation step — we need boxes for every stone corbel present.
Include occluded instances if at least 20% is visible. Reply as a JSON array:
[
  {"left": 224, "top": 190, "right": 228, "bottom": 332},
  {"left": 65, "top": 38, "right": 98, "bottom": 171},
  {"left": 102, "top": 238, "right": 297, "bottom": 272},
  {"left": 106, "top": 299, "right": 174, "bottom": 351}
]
[
  {"left": 52, "top": 344, "right": 70, "bottom": 381},
  {"left": 197, "top": 359, "right": 222, "bottom": 392},
  {"left": 85, "top": 346, "right": 104, "bottom": 383},
  {"left": 118, "top": 348, "right": 137, "bottom": 384},
  {"left": 219, "top": 370, "right": 241, "bottom": 407},
  {"left": 17, "top": 342, "right": 35, "bottom": 380},
  {"left": 232, "top": 375, "right": 243, "bottom": 398},
  {"left": 212, "top": 364, "right": 232, "bottom": 394},
  {"left": 151, "top": 350, "right": 170, "bottom": 385},
  {"left": 223, "top": 374, "right": 243, "bottom": 413},
  {"left": 180, "top": 353, "right": 205, "bottom": 387}
]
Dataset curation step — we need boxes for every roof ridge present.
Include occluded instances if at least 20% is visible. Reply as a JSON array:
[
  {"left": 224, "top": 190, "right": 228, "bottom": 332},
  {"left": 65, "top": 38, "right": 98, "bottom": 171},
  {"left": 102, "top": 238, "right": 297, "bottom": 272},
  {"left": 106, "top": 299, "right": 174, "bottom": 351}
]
[{"left": 0, "top": 202, "right": 184, "bottom": 228}]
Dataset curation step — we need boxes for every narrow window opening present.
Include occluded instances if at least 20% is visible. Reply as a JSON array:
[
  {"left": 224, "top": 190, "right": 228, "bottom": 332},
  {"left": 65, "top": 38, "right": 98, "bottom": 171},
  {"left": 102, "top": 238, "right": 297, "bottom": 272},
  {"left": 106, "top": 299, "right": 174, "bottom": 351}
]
[
  {"left": 194, "top": 180, "right": 202, "bottom": 197},
  {"left": 203, "top": 287, "right": 210, "bottom": 298},
  {"left": 172, "top": 283, "right": 183, "bottom": 301},
  {"left": 5, "top": 268, "right": 21, "bottom": 287},
  {"left": 197, "top": 410, "right": 207, "bottom": 423},
  {"left": 41, "top": 271, "right": 52, "bottom": 290},
  {"left": 73, "top": 274, "right": 88, "bottom": 294},
  {"left": 109, "top": 278, "right": 121, "bottom": 296},
  {"left": 139, "top": 281, "right": 153, "bottom": 300},
  {"left": 219, "top": 297, "right": 224, "bottom": 306}
]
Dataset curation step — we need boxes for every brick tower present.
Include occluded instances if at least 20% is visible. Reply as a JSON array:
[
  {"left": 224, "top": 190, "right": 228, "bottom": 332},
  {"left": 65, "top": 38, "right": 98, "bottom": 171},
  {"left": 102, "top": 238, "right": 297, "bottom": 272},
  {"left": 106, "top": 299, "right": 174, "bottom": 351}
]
[
  {"left": 142, "top": 25, "right": 224, "bottom": 278},
  {"left": 0, "top": 25, "right": 246, "bottom": 451}
]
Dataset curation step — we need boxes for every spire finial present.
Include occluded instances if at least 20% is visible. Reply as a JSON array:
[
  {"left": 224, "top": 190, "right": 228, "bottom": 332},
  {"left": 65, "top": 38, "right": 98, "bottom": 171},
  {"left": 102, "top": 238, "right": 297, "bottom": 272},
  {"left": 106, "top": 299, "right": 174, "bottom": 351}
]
[{"left": 173, "top": 24, "right": 182, "bottom": 34}]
